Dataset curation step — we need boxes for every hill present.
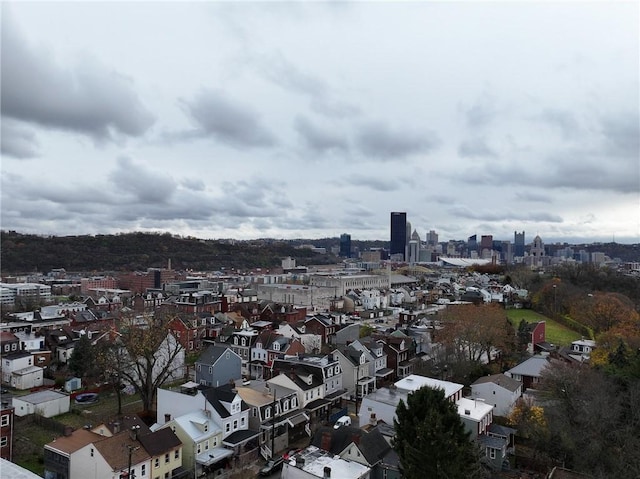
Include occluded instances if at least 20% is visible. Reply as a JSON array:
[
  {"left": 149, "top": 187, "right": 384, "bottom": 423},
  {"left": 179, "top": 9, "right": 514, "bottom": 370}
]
[{"left": 0, "top": 231, "right": 340, "bottom": 274}]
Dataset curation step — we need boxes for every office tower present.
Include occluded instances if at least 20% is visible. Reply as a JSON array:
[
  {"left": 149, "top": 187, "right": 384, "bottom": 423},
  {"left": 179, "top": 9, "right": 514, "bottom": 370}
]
[
  {"left": 390, "top": 212, "right": 407, "bottom": 259},
  {"left": 426, "top": 230, "right": 438, "bottom": 246},
  {"left": 480, "top": 235, "right": 493, "bottom": 251},
  {"left": 339, "top": 233, "right": 352, "bottom": 258},
  {"left": 467, "top": 235, "right": 477, "bottom": 256},
  {"left": 514, "top": 231, "right": 525, "bottom": 257}
]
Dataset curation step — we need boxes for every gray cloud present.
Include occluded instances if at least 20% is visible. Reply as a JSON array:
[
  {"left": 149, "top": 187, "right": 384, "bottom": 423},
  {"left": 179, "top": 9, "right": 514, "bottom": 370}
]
[
  {"left": 1, "top": 11, "right": 154, "bottom": 142},
  {"left": 447, "top": 205, "right": 563, "bottom": 223},
  {"left": 346, "top": 174, "right": 401, "bottom": 192},
  {"left": 1, "top": 119, "right": 40, "bottom": 159},
  {"left": 108, "top": 157, "right": 178, "bottom": 204},
  {"left": 458, "top": 137, "right": 497, "bottom": 158},
  {"left": 355, "top": 121, "right": 440, "bottom": 160},
  {"left": 294, "top": 116, "right": 349, "bottom": 154},
  {"left": 463, "top": 91, "right": 497, "bottom": 128},
  {"left": 539, "top": 108, "right": 581, "bottom": 139},
  {"left": 180, "top": 89, "right": 277, "bottom": 148},
  {"left": 514, "top": 191, "right": 552, "bottom": 203},
  {"left": 600, "top": 111, "right": 639, "bottom": 158}
]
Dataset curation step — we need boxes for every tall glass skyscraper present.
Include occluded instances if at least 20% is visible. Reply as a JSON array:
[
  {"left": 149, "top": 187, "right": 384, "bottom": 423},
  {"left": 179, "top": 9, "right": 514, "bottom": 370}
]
[
  {"left": 390, "top": 212, "right": 407, "bottom": 259},
  {"left": 340, "top": 233, "right": 351, "bottom": 258},
  {"left": 514, "top": 231, "right": 525, "bottom": 257}
]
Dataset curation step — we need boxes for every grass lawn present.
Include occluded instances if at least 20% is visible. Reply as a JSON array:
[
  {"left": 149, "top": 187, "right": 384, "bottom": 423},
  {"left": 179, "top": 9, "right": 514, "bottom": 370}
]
[{"left": 506, "top": 308, "right": 582, "bottom": 347}]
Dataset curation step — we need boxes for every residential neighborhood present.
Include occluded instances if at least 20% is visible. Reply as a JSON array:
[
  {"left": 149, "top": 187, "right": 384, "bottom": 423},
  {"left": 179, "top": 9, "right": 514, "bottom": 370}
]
[{"left": 1, "top": 228, "right": 639, "bottom": 479}]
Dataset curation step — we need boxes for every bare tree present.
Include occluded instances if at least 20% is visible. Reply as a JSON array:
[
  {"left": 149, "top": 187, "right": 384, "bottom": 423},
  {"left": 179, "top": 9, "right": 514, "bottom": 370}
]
[{"left": 113, "top": 312, "right": 185, "bottom": 415}]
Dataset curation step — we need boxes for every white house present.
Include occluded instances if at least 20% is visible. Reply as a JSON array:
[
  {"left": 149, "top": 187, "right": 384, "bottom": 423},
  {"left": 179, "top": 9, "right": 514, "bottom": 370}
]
[
  {"left": 158, "top": 409, "right": 230, "bottom": 478},
  {"left": 471, "top": 374, "right": 523, "bottom": 416},
  {"left": 2, "top": 352, "right": 43, "bottom": 390},
  {"left": 13, "top": 390, "right": 70, "bottom": 417}
]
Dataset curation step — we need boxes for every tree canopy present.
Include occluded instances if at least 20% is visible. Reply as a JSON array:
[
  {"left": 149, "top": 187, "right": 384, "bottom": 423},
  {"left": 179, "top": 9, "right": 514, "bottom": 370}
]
[{"left": 393, "top": 386, "right": 483, "bottom": 479}]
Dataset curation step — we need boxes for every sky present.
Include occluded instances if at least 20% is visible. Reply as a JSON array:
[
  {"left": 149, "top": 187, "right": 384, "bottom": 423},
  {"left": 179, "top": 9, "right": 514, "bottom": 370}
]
[{"left": 1, "top": 1, "right": 638, "bottom": 245}]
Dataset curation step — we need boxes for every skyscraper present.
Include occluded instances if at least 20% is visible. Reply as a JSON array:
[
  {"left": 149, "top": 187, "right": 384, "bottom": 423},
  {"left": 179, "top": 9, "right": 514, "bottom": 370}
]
[
  {"left": 390, "top": 212, "right": 407, "bottom": 260},
  {"left": 339, "top": 233, "right": 352, "bottom": 258},
  {"left": 514, "top": 231, "right": 525, "bottom": 257}
]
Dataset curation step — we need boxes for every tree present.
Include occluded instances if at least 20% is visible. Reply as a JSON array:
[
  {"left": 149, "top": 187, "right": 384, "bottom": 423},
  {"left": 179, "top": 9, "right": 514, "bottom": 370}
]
[
  {"left": 113, "top": 312, "right": 185, "bottom": 415},
  {"left": 393, "top": 386, "right": 483, "bottom": 479},
  {"left": 570, "top": 292, "right": 638, "bottom": 335},
  {"left": 68, "top": 334, "right": 97, "bottom": 381},
  {"left": 436, "top": 304, "right": 514, "bottom": 380}
]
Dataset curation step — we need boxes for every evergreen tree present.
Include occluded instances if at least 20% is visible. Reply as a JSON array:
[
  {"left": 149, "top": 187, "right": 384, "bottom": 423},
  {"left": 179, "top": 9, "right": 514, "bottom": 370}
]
[
  {"left": 68, "top": 334, "right": 96, "bottom": 380},
  {"left": 393, "top": 386, "right": 483, "bottom": 479}
]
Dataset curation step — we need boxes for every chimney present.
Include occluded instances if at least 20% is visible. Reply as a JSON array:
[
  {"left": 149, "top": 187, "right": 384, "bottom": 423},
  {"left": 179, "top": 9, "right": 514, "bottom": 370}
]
[
  {"left": 323, "top": 466, "right": 331, "bottom": 479},
  {"left": 297, "top": 457, "right": 305, "bottom": 467},
  {"left": 63, "top": 426, "right": 74, "bottom": 437},
  {"left": 113, "top": 422, "right": 120, "bottom": 434},
  {"left": 164, "top": 413, "right": 171, "bottom": 423},
  {"left": 130, "top": 425, "right": 140, "bottom": 441}
]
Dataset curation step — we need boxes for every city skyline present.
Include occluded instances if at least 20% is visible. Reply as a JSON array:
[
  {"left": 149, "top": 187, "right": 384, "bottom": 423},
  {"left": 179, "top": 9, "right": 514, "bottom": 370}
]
[{"left": 1, "top": 3, "right": 638, "bottom": 244}]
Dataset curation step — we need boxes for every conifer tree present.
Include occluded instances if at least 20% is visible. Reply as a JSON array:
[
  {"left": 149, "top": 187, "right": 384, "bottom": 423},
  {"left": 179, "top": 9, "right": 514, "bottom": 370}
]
[{"left": 393, "top": 386, "right": 483, "bottom": 479}]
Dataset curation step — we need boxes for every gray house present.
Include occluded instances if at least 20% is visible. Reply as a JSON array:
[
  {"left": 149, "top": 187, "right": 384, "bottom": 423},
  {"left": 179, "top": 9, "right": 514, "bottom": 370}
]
[{"left": 195, "top": 344, "right": 242, "bottom": 387}]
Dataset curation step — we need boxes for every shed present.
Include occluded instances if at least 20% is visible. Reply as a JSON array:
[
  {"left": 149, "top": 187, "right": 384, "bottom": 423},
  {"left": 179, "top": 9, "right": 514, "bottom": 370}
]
[{"left": 12, "top": 390, "right": 70, "bottom": 418}]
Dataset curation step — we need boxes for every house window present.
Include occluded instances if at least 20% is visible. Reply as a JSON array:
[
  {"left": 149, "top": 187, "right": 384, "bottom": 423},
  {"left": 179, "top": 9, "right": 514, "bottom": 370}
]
[
  {"left": 141, "top": 464, "right": 146, "bottom": 476},
  {"left": 209, "top": 366, "right": 213, "bottom": 374},
  {"left": 489, "top": 448, "right": 496, "bottom": 459},
  {"left": 1, "top": 415, "right": 8, "bottom": 427},
  {"left": 165, "top": 453, "right": 170, "bottom": 463},
  {"left": 265, "top": 408, "right": 271, "bottom": 419},
  {"left": 155, "top": 457, "right": 160, "bottom": 467},
  {"left": 205, "top": 440, "right": 209, "bottom": 450},
  {"left": 174, "top": 450, "right": 179, "bottom": 460},
  {"left": 90, "top": 448, "right": 94, "bottom": 457},
  {"left": 233, "top": 420, "right": 238, "bottom": 430},
  {"left": 241, "top": 417, "right": 245, "bottom": 427},
  {"left": 225, "top": 423, "right": 230, "bottom": 433},
  {"left": 225, "top": 351, "right": 230, "bottom": 359}
]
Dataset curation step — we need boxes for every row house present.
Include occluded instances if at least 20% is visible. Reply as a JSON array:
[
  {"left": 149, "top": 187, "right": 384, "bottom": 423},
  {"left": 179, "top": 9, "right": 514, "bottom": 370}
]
[
  {"left": 374, "top": 331, "right": 417, "bottom": 380},
  {"left": 276, "top": 322, "right": 322, "bottom": 354},
  {"left": 350, "top": 337, "right": 394, "bottom": 388},
  {"left": 250, "top": 330, "right": 305, "bottom": 380},
  {"left": 0, "top": 331, "right": 20, "bottom": 356},
  {"left": 225, "top": 328, "right": 259, "bottom": 378},
  {"left": 236, "top": 382, "right": 308, "bottom": 459},
  {"left": 160, "top": 410, "right": 229, "bottom": 477},
  {"left": 168, "top": 290, "right": 224, "bottom": 315},
  {"left": 332, "top": 346, "right": 375, "bottom": 399},
  {"left": 270, "top": 354, "right": 347, "bottom": 431},
  {"left": 45, "top": 328, "right": 77, "bottom": 364},
  {"left": 168, "top": 315, "right": 206, "bottom": 354},
  {"left": 259, "top": 302, "right": 307, "bottom": 325},
  {"left": 131, "top": 291, "right": 166, "bottom": 313},
  {"left": 156, "top": 382, "right": 260, "bottom": 471},
  {"left": 44, "top": 419, "right": 183, "bottom": 479},
  {"left": 304, "top": 314, "right": 338, "bottom": 345},
  {"left": 0, "top": 404, "right": 14, "bottom": 460}
]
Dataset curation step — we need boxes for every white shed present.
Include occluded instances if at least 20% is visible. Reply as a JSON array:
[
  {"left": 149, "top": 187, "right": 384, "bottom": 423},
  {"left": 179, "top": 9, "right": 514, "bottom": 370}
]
[{"left": 12, "top": 390, "right": 70, "bottom": 418}]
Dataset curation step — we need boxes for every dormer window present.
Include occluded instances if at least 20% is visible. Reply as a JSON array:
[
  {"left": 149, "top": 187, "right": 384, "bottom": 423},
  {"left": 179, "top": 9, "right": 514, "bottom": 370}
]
[
  {"left": 241, "top": 338, "right": 246, "bottom": 346},
  {"left": 273, "top": 342, "right": 280, "bottom": 351},
  {"left": 265, "top": 407, "right": 271, "bottom": 419},
  {"left": 234, "top": 337, "right": 238, "bottom": 345}
]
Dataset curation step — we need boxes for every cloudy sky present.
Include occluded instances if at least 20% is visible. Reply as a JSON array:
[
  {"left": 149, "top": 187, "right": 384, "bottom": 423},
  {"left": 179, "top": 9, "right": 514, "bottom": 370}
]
[{"left": 1, "top": 2, "right": 638, "bottom": 244}]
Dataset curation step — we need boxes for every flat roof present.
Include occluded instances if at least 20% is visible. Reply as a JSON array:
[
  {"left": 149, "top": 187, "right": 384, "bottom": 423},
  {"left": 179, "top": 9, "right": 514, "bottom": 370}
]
[
  {"left": 289, "top": 445, "right": 369, "bottom": 479},
  {"left": 395, "top": 375, "right": 463, "bottom": 399},
  {"left": 456, "top": 397, "right": 494, "bottom": 421},
  {"left": 15, "top": 389, "right": 68, "bottom": 404}
]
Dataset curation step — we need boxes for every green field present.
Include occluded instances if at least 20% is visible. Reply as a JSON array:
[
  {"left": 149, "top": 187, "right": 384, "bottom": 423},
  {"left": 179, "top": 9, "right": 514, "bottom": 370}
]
[{"left": 506, "top": 309, "right": 582, "bottom": 347}]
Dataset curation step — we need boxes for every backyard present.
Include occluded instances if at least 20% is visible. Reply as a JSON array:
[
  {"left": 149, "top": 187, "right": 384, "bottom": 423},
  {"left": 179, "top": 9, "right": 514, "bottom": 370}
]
[
  {"left": 12, "top": 389, "right": 143, "bottom": 476},
  {"left": 506, "top": 308, "right": 582, "bottom": 346}
]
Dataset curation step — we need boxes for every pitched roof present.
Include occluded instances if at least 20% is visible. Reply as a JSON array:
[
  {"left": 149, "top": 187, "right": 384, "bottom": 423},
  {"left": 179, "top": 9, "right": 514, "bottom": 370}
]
[
  {"left": 507, "top": 356, "right": 550, "bottom": 378},
  {"left": 197, "top": 344, "right": 236, "bottom": 366},
  {"left": 311, "top": 426, "right": 391, "bottom": 466},
  {"left": 93, "top": 431, "right": 151, "bottom": 471},
  {"left": 472, "top": 373, "right": 522, "bottom": 392},
  {"left": 45, "top": 429, "right": 103, "bottom": 455},
  {"left": 138, "top": 428, "right": 182, "bottom": 456}
]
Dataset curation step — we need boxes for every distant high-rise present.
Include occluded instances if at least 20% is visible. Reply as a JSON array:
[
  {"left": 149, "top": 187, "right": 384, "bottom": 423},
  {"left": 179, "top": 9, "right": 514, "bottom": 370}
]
[
  {"left": 514, "top": 231, "right": 525, "bottom": 257},
  {"left": 467, "top": 234, "right": 477, "bottom": 256},
  {"left": 390, "top": 212, "right": 407, "bottom": 260},
  {"left": 427, "top": 230, "right": 438, "bottom": 246},
  {"left": 339, "top": 233, "right": 352, "bottom": 258}
]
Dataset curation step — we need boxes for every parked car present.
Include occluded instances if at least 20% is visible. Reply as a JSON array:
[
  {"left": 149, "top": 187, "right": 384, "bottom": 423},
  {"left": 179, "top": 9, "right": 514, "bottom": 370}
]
[
  {"left": 75, "top": 393, "right": 99, "bottom": 404},
  {"left": 259, "top": 456, "right": 284, "bottom": 476}
]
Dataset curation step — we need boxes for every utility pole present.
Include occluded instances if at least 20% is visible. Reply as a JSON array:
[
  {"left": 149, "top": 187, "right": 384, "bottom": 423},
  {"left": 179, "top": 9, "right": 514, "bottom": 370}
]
[
  {"left": 271, "top": 388, "right": 276, "bottom": 459},
  {"left": 124, "top": 444, "right": 140, "bottom": 479}
]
